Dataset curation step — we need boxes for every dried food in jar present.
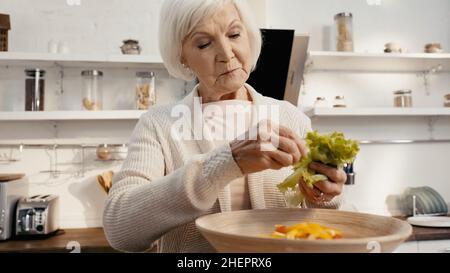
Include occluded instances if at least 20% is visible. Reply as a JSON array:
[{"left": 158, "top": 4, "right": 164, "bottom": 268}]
[
  {"left": 83, "top": 98, "right": 101, "bottom": 111},
  {"left": 394, "top": 90, "right": 413, "bottom": 108},
  {"left": 335, "top": 13, "right": 354, "bottom": 52},
  {"left": 136, "top": 71, "right": 156, "bottom": 110},
  {"left": 96, "top": 144, "right": 112, "bottom": 161},
  {"left": 424, "top": 43, "right": 443, "bottom": 53}
]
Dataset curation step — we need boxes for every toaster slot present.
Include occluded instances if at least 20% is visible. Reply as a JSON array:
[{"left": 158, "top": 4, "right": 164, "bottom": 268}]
[{"left": 22, "top": 209, "right": 35, "bottom": 232}]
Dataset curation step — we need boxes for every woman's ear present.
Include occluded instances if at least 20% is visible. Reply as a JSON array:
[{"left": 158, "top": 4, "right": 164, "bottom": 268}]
[{"left": 180, "top": 56, "right": 188, "bottom": 68}]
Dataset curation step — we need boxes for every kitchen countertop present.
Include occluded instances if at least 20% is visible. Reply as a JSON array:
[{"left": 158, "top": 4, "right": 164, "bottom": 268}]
[
  {"left": 0, "top": 228, "right": 119, "bottom": 253},
  {"left": 1, "top": 220, "right": 449, "bottom": 252},
  {"left": 396, "top": 217, "right": 450, "bottom": 242}
]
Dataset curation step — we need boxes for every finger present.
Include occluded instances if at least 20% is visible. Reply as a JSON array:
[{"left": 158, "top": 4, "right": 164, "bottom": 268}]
[
  {"left": 261, "top": 153, "right": 284, "bottom": 170},
  {"left": 309, "top": 162, "right": 347, "bottom": 184},
  {"left": 278, "top": 126, "right": 309, "bottom": 158},
  {"left": 314, "top": 180, "right": 343, "bottom": 196},
  {"left": 259, "top": 123, "right": 306, "bottom": 161},
  {"left": 298, "top": 180, "right": 312, "bottom": 200},
  {"left": 299, "top": 180, "right": 322, "bottom": 203},
  {"left": 270, "top": 134, "right": 301, "bottom": 163},
  {"left": 308, "top": 186, "right": 324, "bottom": 203},
  {"left": 232, "top": 141, "right": 263, "bottom": 156},
  {"left": 266, "top": 149, "right": 294, "bottom": 167},
  {"left": 310, "top": 185, "right": 328, "bottom": 204},
  {"left": 257, "top": 120, "right": 273, "bottom": 142}
]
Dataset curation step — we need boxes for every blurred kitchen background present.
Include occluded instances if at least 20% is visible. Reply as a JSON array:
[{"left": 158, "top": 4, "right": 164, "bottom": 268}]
[{"left": 0, "top": 0, "right": 449, "bottom": 234}]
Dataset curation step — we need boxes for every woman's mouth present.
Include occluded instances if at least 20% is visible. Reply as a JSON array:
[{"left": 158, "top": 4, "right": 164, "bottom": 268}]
[{"left": 220, "top": 68, "right": 240, "bottom": 76}]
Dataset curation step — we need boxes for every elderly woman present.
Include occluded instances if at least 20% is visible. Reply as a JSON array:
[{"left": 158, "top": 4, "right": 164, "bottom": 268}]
[{"left": 103, "top": 0, "right": 346, "bottom": 253}]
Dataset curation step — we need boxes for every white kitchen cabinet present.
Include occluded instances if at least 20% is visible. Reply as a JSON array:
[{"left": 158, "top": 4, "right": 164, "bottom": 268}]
[
  {"left": 394, "top": 241, "right": 418, "bottom": 253},
  {"left": 395, "top": 240, "right": 450, "bottom": 253},
  {"left": 417, "top": 240, "right": 450, "bottom": 253}
]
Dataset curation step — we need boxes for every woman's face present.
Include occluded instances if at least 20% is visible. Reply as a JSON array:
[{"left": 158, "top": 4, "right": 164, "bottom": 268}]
[{"left": 181, "top": 2, "right": 252, "bottom": 101}]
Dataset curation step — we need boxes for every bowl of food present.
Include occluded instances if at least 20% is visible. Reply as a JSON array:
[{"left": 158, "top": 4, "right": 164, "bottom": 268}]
[{"left": 195, "top": 208, "right": 412, "bottom": 253}]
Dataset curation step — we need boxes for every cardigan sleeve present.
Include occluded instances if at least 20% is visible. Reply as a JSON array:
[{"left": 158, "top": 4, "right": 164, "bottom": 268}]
[{"left": 103, "top": 113, "right": 244, "bottom": 252}]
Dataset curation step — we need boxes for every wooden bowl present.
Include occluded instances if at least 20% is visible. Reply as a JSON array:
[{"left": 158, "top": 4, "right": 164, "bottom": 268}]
[{"left": 195, "top": 208, "right": 412, "bottom": 253}]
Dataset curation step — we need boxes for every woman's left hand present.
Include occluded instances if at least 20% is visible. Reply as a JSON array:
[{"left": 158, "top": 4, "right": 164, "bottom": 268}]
[{"left": 298, "top": 162, "right": 347, "bottom": 204}]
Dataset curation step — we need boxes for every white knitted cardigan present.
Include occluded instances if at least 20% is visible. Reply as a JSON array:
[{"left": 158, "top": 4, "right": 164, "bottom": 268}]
[{"left": 103, "top": 84, "right": 342, "bottom": 253}]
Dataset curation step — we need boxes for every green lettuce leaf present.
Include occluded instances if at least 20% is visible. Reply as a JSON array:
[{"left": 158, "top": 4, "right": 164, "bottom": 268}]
[{"left": 277, "top": 131, "right": 359, "bottom": 193}]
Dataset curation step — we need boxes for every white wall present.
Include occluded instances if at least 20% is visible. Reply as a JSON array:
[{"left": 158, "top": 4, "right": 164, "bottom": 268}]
[
  {"left": 1, "top": 0, "right": 164, "bottom": 55},
  {"left": 0, "top": 0, "right": 449, "bottom": 229},
  {"left": 267, "top": 0, "right": 450, "bottom": 52}
]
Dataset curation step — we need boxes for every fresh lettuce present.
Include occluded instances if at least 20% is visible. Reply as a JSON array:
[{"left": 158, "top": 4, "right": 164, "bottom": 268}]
[{"left": 277, "top": 131, "right": 360, "bottom": 193}]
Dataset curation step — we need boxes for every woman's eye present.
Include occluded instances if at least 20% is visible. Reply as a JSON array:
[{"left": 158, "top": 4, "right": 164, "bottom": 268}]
[
  {"left": 230, "top": 33, "right": 241, "bottom": 39},
  {"left": 198, "top": 42, "right": 211, "bottom": 49}
]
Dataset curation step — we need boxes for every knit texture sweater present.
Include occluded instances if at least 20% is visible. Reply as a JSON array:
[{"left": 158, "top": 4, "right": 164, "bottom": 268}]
[{"left": 103, "top": 84, "right": 342, "bottom": 253}]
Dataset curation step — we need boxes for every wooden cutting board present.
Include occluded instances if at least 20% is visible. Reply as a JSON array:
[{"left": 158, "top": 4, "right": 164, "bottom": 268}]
[{"left": 0, "top": 173, "right": 25, "bottom": 182}]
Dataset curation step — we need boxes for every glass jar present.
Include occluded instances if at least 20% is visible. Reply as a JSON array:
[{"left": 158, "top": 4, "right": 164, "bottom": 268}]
[
  {"left": 333, "top": 95, "right": 347, "bottom": 108},
  {"left": 335, "top": 12, "right": 354, "bottom": 52},
  {"left": 313, "top": 97, "right": 330, "bottom": 108},
  {"left": 444, "top": 94, "right": 450, "bottom": 108},
  {"left": 425, "top": 43, "right": 443, "bottom": 53},
  {"left": 384, "top": 42, "right": 402, "bottom": 53},
  {"left": 111, "top": 144, "right": 128, "bottom": 160},
  {"left": 136, "top": 71, "right": 156, "bottom": 110},
  {"left": 96, "top": 144, "right": 112, "bottom": 161},
  {"left": 25, "top": 69, "right": 45, "bottom": 111},
  {"left": 394, "top": 90, "right": 413, "bottom": 108},
  {"left": 120, "top": 39, "right": 141, "bottom": 55},
  {"left": 81, "top": 70, "right": 103, "bottom": 111}
]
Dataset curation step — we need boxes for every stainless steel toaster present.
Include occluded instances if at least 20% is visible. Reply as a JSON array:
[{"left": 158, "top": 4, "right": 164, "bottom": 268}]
[{"left": 15, "top": 195, "right": 59, "bottom": 236}]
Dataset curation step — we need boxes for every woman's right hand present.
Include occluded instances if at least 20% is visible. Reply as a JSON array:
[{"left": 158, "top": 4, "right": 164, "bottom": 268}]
[{"left": 230, "top": 120, "right": 309, "bottom": 175}]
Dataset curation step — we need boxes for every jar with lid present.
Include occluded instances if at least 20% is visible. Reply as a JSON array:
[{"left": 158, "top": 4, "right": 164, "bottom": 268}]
[
  {"left": 394, "top": 90, "right": 413, "bottom": 108},
  {"left": 136, "top": 71, "right": 156, "bottom": 110},
  {"left": 82, "top": 70, "right": 103, "bottom": 111},
  {"left": 25, "top": 68, "right": 45, "bottom": 111},
  {"left": 120, "top": 39, "right": 141, "bottom": 55},
  {"left": 333, "top": 95, "right": 347, "bottom": 108},
  {"left": 444, "top": 94, "right": 450, "bottom": 108},
  {"left": 335, "top": 12, "right": 354, "bottom": 52},
  {"left": 111, "top": 144, "right": 128, "bottom": 160},
  {"left": 424, "top": 43, "right": 443, "bottom": 53},
  {"left": 313, "top": 97, "right": 330, "bottom": 108}
]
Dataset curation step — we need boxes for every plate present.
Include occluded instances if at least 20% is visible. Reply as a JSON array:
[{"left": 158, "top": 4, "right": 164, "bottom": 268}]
[
  {"left": 407, "top": 216, "right": 450, "bottom": 227},
  {"left": 196, "top": 208, "right": 412, "bottom": 253}
]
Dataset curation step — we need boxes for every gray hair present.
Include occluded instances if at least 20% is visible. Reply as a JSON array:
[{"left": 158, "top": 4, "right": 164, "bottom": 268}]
[{"left": 159, "top": 0, "right": 262, "bottom": 81}]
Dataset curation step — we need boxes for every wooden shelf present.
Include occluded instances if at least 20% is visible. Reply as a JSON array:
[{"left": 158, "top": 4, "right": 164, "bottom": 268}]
[
  {"left": 307, "top": 51, "right": 450, "bottom": 72},
  {"left": 305, "top": 107, "right": 450, "bottom": 118},
  {"left": 0, "top": 110, "right": 146, "bottom": 121},
  {"left": 0, "top": 52, "right": 165, "bottom": 69}
]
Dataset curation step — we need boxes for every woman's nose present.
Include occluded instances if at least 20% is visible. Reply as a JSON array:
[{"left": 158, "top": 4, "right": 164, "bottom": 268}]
[{"left": 216, "top": 39, "right": 234, "bottom": 62}]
